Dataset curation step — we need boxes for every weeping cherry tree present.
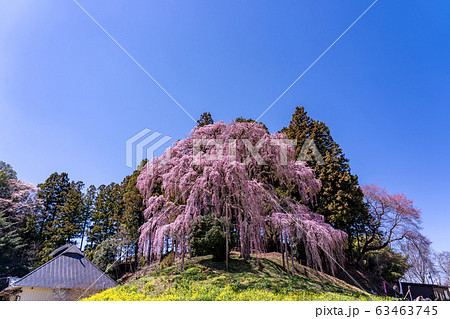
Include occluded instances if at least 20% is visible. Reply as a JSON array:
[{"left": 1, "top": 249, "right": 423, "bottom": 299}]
[{"left": 137, "top": 122, "right": 347, "bottom": 273}]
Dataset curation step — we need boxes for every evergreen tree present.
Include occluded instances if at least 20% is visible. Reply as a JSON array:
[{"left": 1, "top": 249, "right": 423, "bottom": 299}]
[
  {"left": 0, "top": 163, "right": 42, "bottom": 283},
  {"left": 190, "top": 215, "right": 234, "bottom": 261},
  {"left": 360, "top": 245, "right": 409, "bottom": 284},
  {"left": 197, "top": 112, "right": 214, "bottom": 127},
  {"left": 282, "top": 107, "right": 369, "bottom": 258},
  {"left": 37, "top": 174, "right": 87, "bottom": 264},
  {"left": 17, "top": 213, "right": 41, "bottom": 269},
  {"left": 87, "top": 183, "right": 124, "bottom": 252},
  {"left": 1, "top": 162, "right": 43, "bottom": 276},
  {"left": 37, "top": 172, "right": 72, "bottom": 238},
  {"left": 50, "top": 181, "right": 85, "bottom": 244},
  {"left": 0, "top": 160, "right": 17, "bottom": 198},
  {"left": 92, "top": 238, "right": 119, "bottom": 273},
  {"left": 121, "top": 165, "right": 146, "bottom": 267},
  {"left": 0, "top": 211, "right": 25, "bottom": 282},
  {"left": 80, "top": 185, "right": 96, "bottom": 249}
]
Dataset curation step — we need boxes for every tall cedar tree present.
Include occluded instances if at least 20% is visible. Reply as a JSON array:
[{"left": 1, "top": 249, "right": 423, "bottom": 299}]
[
  {"left": 48, "top": 181, "right": 85, "bottom": 245},
  {"left": 281, "top": 107, "right": 368, "bottom": 259},
  {"left": 37, "top": 175, "right": 85, "bottom": 264},
  {"left": 86, "top": 183, "right": 124, "bottom": 252},
  {"left": 37, "top": 173, "right": 71, "bottom": 238},
  {"left": 122, "top": 165, "right": 146, "bottom": 268},
  {"left": 197, "top": 112, "right": 214, "bottom": 127},
  {"left": 0, "top": 211, "right": 25, "bottom": 282},
  {"left": 80, "top": 185, "right": 96, "bottom": 249}
]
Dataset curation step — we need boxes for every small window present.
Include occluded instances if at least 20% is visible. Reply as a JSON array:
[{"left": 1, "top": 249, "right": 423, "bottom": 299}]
[
  {"left": 444, "top": 290, "right": 449, "bottom": 300},
  {"left": 14, "top": 295, "right": 21, "bottom": 301}
]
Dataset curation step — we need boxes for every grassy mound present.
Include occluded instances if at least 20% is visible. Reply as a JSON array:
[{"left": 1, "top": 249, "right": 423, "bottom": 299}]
[{"left": 84, "top": 253, "right": 392, "bottom": 301}]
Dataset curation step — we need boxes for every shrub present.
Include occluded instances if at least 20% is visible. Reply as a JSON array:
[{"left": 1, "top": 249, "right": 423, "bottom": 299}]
[
  {"left": 190, "top": 215, "right": 234, "bottom": 261},
  {"left": 160, "top": 252, "right": 175, "bottom": 269},
  {"left": 92, "top": 238, "right": 119, "bottom": 273}
]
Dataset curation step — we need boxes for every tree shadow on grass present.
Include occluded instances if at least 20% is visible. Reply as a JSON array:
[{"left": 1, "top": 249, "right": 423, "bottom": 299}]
[{"left": 263, "top": 259, "right": 290, "bottom": 276}]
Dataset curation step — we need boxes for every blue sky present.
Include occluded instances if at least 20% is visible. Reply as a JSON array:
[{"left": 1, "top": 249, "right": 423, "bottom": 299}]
[{"left": 0, "top": 0, "right": 449, "bottom": 252}]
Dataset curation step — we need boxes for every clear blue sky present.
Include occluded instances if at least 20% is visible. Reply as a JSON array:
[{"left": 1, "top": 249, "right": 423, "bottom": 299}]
[{"left": 1, "top": 1, "right": 449, "bottom": 252}]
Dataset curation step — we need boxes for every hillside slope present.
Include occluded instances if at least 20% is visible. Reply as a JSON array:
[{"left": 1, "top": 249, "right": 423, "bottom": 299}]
[{"left": 84, "top": 253, "right": 391, "bottom": 301}]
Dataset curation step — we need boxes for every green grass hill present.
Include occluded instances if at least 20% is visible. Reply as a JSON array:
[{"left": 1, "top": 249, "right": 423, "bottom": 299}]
[{"left": 83, "top": 252, "right": 392, "bottom": 301}]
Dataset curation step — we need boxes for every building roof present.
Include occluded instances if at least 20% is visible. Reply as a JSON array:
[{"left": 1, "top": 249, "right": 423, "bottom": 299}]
[
  {"left": 10, "top": 245, "right": 118, "bottom": 290},
  {"left": 400, "top": 281, "right": 450, "bottom": 290},
  {"left": 49, "top": 243, "right": 72, "bottom": 257}
]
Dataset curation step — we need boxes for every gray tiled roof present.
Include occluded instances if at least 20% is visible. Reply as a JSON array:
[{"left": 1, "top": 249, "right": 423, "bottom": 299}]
[{"left": 12, "top": 245, "right": 118, "bottom": 290}]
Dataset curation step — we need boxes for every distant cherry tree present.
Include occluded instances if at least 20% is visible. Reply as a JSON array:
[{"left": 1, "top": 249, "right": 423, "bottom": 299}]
[
  {"left": 356, "top": 185, "right": 422, "bottom": 262},
  {"left": 401, "top": 234, "right": 436, "bottom": 284},
  {"left": 137, "top": 122, "right": 347, "bottom": 273},
  {"left": 0, "top": 179, "right": 42, "bottom": 218},
  {"left": 436, "top": 251, "right": 450, "bottom": 285}
]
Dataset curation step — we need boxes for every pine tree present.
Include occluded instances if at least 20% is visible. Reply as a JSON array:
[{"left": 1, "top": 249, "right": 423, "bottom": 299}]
[{"left": 282, "top": 107, "right": 369, "bottom": 259}]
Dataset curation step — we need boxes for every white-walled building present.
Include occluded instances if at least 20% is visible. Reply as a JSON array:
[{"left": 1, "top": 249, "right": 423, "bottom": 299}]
[{"left": 0, "top": 244, "right": 117, "bottom": 301}]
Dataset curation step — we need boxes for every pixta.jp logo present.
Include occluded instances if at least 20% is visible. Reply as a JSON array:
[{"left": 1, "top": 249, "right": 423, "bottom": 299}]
[
  {"left": 126, "top": 129, "right": 172, "bottom": 169},
  {"left": 126, "top": 128, "right": 325, "bottom": 171}
]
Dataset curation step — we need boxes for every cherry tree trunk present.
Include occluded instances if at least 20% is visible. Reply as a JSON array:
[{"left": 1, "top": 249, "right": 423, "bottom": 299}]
[
  {"left": 290, "top": 245, "right": 295, "bottom": 276},
  {"left": 225, "top": 210, "right": 229, "bottom": 270},
  {"left": 134, "top": 244, "right": 139, "bottom": 271},
  {"left": 146, "top": 234, "right": 152, "bottom": 264},
  {"left": 240, "top": 223, "right": 251, "bottom": 259},
  {"left": 189, "top": 242, "right": 192, "bottom": 260},
  {"left": 181, "top": 237, "right": 185, "bottom": 270},
  {"left": 284, "top": 233, "right": 290, "bottom": 275}
]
